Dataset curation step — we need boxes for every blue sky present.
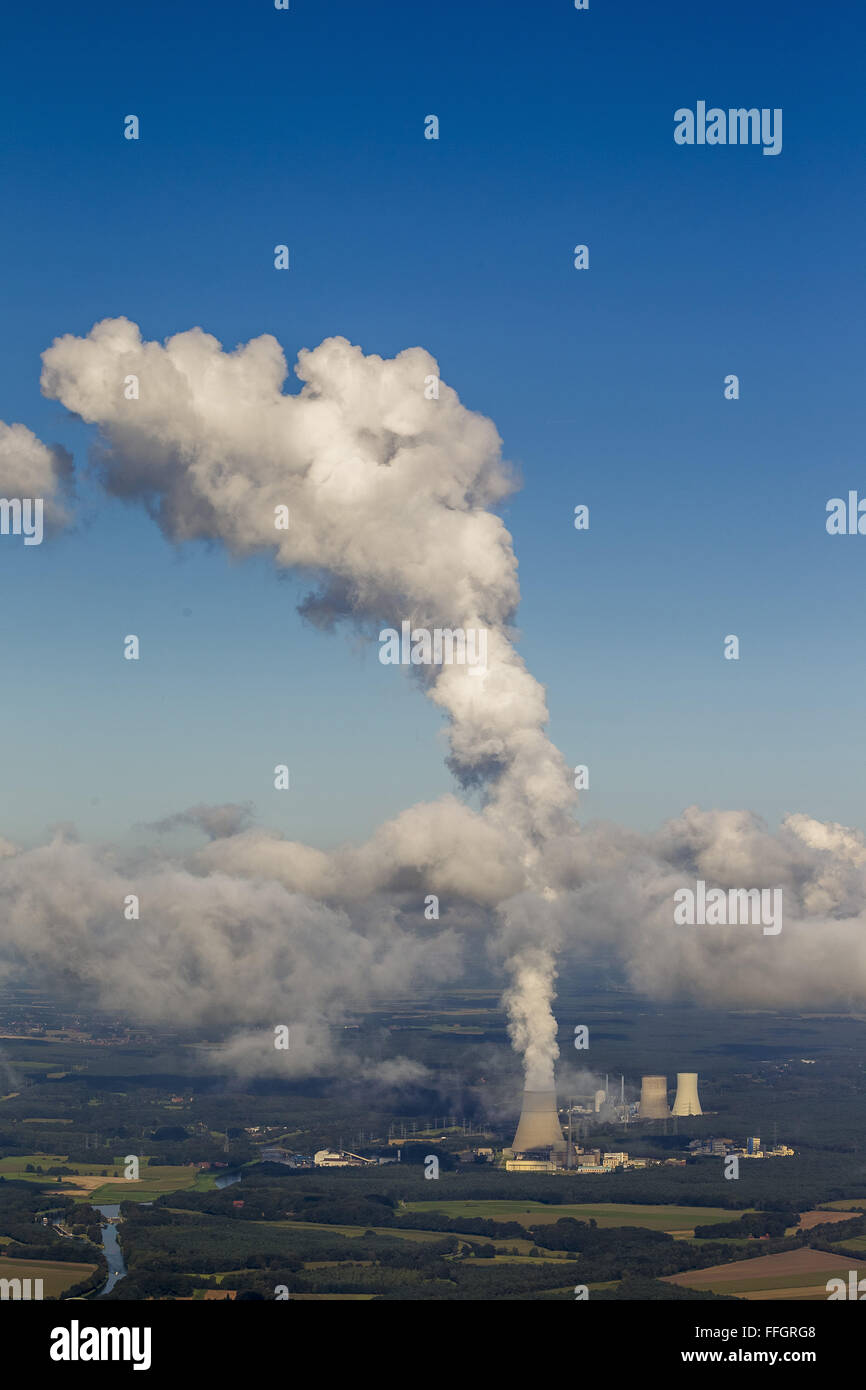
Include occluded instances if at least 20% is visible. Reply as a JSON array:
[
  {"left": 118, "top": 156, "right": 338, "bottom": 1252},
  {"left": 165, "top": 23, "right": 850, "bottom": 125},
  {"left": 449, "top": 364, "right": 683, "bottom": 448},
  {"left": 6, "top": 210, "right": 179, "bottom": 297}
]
[{"left": 0, "top": 0, "right": 863, "bottom": 847}]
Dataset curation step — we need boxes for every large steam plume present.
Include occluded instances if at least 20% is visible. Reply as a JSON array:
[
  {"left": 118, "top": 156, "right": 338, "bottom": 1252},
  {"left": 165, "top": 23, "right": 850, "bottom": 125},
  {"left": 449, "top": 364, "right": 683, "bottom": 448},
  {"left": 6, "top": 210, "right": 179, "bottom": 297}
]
[
  {"left": 40, "top": 319, "right": 573, "bottom": 850},
  {"left": 38, "top": 317, "right": 574, "bottom": 1082},
  {"left": 0, "top": 319, "right": 858, "bottom": 1082}
]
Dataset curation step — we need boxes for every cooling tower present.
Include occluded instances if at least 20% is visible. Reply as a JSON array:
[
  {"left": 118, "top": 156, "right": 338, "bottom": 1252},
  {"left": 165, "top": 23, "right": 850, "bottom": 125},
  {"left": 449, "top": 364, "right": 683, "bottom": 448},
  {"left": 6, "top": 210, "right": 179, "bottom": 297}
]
[
  {"left": 511, "top": 1089, "right": 564, "bottom": 1152},
  {"left": 671, "top": 1072, "right": 703, "bottom": 1116},
  {"left": 639, "top": 1075, "right": 669, "bottom": 1119}
]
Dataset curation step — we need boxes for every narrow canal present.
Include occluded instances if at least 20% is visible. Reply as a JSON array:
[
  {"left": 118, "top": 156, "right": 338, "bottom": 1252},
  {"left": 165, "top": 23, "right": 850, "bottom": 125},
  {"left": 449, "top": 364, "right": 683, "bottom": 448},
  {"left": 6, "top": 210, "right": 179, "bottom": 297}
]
[{"left": 91, "top": 1170, "right": 242, "bottom": 1297}]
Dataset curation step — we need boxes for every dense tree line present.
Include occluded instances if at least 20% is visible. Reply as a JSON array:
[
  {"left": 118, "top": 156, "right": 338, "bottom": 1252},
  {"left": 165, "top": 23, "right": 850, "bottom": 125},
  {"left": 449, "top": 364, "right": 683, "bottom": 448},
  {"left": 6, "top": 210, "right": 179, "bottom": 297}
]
[
  {"left": 194, "top": 1151, "right": 866, "bottom": 1213},
  {"left": 807, "top": 1212, "right": 866, "bottom": 1257}
]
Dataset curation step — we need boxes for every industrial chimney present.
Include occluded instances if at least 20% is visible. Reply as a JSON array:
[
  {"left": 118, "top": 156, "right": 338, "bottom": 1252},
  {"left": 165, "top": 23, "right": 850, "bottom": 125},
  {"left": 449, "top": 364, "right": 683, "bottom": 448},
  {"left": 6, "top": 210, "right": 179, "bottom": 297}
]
[
  {"left": 511, "top": 1088, "right": 565, "bottom": 1153},
  {"left": 671, "top": 1072, "right": 703, "bottom": 1116},
  {"left": 639, "top": 1075, "right": 669, "bottom": 1119}
]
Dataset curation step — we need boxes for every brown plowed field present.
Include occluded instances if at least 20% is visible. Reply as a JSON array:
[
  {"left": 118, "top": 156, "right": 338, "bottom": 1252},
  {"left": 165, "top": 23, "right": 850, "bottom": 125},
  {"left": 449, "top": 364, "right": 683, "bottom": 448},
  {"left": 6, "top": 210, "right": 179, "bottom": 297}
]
[
  {"left": 664, "top": 1246, "right": 860, "bottom": 1297},
  {"left": 796, "top": 1209, "right": 860, "bottom": 1230}
]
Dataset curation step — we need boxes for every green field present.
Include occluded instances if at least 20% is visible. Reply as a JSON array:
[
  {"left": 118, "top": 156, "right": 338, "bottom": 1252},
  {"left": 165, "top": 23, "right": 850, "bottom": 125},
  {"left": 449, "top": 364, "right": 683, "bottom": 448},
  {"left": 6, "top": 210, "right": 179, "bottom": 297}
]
[
  {"left": 0, "top": 1153, "right": 129, "bottom": 1179},
  {"left": 267, "top": 1218, "right": 548, "bottom": 1254},
  {"left": 404, "top": 1200, "right": 747, "bottom": 1233},
  {"left": 0, "top": 1153, "right": 220, "bottom": 1203},
  {"left": 0, "top": 1254, "right": 97, "bottom": 1298},
  {"left": 462, "top": 1253, "right": 572, "bottom": 1265},
  {"left": 86, "top": 1168, "right": 220, "bottom": 1204},
  {"left": 268, "top": 1218, "right": 463, "bottom": 1244},
  {"left": 0, "top": 1153, "right": 70, "bottom": 1176}
]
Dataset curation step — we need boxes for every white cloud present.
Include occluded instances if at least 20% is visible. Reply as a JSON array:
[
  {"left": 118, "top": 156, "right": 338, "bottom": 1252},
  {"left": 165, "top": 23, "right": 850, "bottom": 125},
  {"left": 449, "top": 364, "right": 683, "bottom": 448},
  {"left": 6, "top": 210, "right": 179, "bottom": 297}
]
[{"left": 0, "top": 420, "right": 73, "bottom": 532}]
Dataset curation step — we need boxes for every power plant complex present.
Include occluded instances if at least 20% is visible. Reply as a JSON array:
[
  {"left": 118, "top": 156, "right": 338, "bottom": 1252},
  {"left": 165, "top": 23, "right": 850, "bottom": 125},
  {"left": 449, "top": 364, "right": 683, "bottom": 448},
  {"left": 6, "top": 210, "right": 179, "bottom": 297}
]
[
  {"left": 506, "top": 1069, "right": 707, "bottom": 1170},
  {"left": 381, "top": 1069, "right": 791, "bottom": 1179}
]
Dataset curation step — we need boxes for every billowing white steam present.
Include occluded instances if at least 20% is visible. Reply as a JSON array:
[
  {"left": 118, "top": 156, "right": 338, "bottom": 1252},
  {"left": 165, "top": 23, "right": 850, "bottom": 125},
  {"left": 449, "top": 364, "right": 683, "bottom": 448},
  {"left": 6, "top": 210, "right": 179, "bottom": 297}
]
[
  {"left": 41, "top": 319, "right": 573, "bottom": 849},
  {"left": 0, "top": 319, "right": 857, "bottom": 1083},
  {"left": 502, "top": 949, "right": 560, "bottom": 1090},
  {"left": 39, "top": 317, "right": 574, "bottom": 1081}
]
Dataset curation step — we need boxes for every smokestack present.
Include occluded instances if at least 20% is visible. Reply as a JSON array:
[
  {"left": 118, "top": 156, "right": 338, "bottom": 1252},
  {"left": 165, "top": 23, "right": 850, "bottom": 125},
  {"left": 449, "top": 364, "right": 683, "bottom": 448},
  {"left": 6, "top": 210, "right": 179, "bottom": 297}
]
[
  {"left": 671, "top": 1072, "right": 703, "bottom": 1116},
  {"left": 639, "top": 1075, "right": 669, "bottom": 1119},
  {"left": 511, "top": 1088, "right": 564, "bottom": 1152}
]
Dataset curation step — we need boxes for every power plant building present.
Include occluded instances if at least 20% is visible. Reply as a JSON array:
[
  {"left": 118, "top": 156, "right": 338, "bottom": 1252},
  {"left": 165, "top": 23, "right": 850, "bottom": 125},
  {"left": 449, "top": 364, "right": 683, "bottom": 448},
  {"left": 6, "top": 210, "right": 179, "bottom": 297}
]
[
  {"left": 639, "top": 1075, "right": 670, "bottom": 1119},
  {"left": 511, "top": 1088, "right": 565, "bottom": 1153},
  {"left": 671, "top": 1072, "right": 703, "bottom": 1116}
]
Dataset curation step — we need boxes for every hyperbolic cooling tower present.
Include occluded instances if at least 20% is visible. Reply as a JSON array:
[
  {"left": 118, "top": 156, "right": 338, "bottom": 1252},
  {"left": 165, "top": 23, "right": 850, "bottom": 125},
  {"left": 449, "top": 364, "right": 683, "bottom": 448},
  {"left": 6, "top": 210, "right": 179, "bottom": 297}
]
[
  {"left": 671, "top": 1072, "right": 703, "bottom": 1116},
  {"left": 639, "top": 1075, "right": 670, "bottom": 1119},
  {"left": 511, "top": 1089, "right": 564, "bottom": 1152}
]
